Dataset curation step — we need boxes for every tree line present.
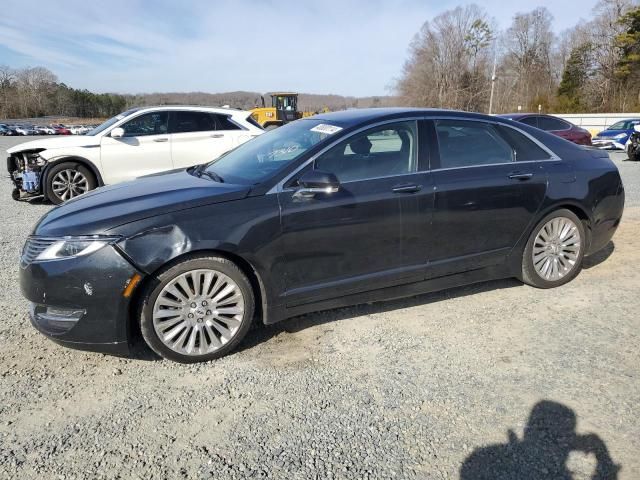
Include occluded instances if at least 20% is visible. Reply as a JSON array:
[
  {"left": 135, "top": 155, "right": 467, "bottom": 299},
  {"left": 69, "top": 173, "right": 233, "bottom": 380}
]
[
  {"left": 0, "top": 66, "right": 127, "bottom": 119},
  {"left": 117, "top": 92, "right": 397, "bottom": 113},
  {"left": 396, "top": 0, "right": 640, "bottom": 113},
  {"left": 0, "top": 66, "right": 397, "bottom": 120}
]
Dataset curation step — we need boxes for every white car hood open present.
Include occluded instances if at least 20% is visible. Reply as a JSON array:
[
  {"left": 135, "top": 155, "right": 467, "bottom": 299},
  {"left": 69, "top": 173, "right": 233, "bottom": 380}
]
[{"left": 7, "top": 135, "right": 101, "bottom": 154}]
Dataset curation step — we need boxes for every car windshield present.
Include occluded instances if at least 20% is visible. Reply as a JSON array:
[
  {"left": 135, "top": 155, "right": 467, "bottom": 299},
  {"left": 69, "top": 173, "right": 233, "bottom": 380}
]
[
  {"left": 608, "top": 120, "right": 640, "bottom": 130},
  {"left": 87, "top": 108, "right": 141, "bottom": 135},
  {"left": 204, "top": 119, "right": 342, "bottom": 184}
]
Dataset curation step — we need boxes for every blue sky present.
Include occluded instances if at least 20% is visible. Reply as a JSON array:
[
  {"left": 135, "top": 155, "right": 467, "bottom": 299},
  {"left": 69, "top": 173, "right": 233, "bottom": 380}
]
[{"left": 0, "top": 0, "right": 598, "bottom": 96}]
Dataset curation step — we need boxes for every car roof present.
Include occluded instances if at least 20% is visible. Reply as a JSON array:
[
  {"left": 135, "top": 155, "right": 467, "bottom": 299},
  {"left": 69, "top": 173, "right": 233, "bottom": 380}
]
[
  {"left": 497, "top": 113, "right": 554, "bottom": 119},
  {"left": 611, "top": 118, "right": 640, "bottom": 123},
  {"left": 309, "top": 107, "right": 508, "bottom": 127},
  {"left": 137, "top": 105, "right": 248, "bottom": 115}
]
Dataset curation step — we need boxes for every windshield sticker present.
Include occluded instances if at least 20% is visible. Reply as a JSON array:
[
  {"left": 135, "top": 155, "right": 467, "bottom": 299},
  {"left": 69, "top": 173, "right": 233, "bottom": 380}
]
[{"left": 310, "top": 124, "right": 343, "bottom": 135}]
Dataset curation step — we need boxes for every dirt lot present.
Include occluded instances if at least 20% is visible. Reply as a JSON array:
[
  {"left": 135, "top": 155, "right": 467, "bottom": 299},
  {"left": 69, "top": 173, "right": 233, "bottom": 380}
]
[{"left": 0, "top": 136, "right": 638, "bottom": 479}]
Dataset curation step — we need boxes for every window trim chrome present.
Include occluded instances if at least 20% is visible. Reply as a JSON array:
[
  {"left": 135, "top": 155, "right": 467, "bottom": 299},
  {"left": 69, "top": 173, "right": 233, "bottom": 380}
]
[
  {"left": 269, "top": 115, "right": 561, "bottom": 194},
  {"left": 430, "top": 116, "right": 561, "bottom": 172}
]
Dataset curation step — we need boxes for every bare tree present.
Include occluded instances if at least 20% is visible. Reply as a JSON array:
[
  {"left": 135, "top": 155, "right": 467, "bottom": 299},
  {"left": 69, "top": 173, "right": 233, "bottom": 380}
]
[
  {"left": 588, "top": 0, "right": 636, "bottom": 110},
  {"left": 396, "top": 4, "right": 494, "bottom": 111},
  {"left": 0, "top": 66, "right": 16, "bottom": 118},
  {"left": 498, "top": 7, "right": 556, "bottom": 112}
]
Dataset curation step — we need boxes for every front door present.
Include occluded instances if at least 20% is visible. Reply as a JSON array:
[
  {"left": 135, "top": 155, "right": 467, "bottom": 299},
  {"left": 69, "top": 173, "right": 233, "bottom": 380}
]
[
  {"left": 278, "top": 120, "right": 425, "bottom": 307},
  {"left": 427, "top": 119, "right": 549, "bottom": 277},
  {"left": 100, "top": 111, "right": 171, "bottom": 184}
]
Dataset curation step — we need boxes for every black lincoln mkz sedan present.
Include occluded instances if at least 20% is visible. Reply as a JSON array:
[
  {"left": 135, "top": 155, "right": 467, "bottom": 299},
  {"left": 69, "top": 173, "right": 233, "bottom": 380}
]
[{"left": 20, "top": 108, "right": 624, "bottom": 363}]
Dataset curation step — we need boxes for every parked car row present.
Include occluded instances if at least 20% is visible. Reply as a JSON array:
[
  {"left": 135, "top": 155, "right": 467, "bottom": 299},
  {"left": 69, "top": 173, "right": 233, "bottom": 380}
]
[
  {"left": 0, "top": 122, "right": 98, "bottom": 136},
  {"left": 15, "top": 108, "right": 624, "bottom": 363},
  {"left": 497, "top": 113, "right": 640, "bottom": 160}
]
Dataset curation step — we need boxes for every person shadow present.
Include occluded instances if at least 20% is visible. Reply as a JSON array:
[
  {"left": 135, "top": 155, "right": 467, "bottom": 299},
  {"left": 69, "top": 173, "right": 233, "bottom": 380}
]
[{"left": 460, "top": 401, "right": 620, "bottom": 480}]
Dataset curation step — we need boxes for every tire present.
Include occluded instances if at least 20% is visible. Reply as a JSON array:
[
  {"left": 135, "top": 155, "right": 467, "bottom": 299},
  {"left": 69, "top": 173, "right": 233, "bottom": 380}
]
[
  {"left": 521, "top": 209, "right": 586, "bottom": 289},
  {"left": 45, "top": 161, "right": 97, "bottom": 204},
  {"left": 139, "top": 255, "right": 255, "bottom": 363}
]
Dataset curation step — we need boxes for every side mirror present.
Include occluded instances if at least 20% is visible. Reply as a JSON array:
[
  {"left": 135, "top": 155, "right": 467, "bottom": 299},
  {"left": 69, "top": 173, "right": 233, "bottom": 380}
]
[
  {"left": 293, "top": 169, "right": 340, "bottom": 200},
  {"left": 111, "top": 127, "right": 125, "bottom": 138},
  {"left": 634, "top": 125, "right": 640, "bottom": 133}
]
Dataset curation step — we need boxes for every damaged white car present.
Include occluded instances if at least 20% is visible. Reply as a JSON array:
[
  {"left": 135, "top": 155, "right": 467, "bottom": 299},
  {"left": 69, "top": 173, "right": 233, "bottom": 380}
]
[{"left": 7, "top": 106, "right": 263, "bottom": 203}]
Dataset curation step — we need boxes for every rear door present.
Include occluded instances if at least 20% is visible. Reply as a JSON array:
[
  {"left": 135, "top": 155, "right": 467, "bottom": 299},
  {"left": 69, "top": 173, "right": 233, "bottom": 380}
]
[
  {"left": 427, "top": 119, "right": 549, "bottom": 278},
  {"left": 169, "top": 111, "right": 235, "bottom": 168},
  {"left": 99, "top": 111, "right": 171, "bottom": 184},
  {"left": 212, "top": 113, "right": 255, "bottom": 149}
]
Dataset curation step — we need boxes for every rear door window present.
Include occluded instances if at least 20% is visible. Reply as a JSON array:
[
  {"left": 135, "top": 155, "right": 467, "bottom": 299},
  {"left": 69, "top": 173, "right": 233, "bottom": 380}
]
[
  {"left": 171, "top": 111, "right": 216, "bottom": 133},
  {"left": 496, "top": 125, "right": 551, "bottom": 161},
  {"left": 538, "top": 117, "right": 570, "bottom": 131},
  {"left": 214, "top": 114, "right": 242, "bottom": 131},
  {"left": 519, "top": 117, "right": 540, "bottom": 128},
  {"left": 434, "top": 120, "right": 514, "bottom": 168}
]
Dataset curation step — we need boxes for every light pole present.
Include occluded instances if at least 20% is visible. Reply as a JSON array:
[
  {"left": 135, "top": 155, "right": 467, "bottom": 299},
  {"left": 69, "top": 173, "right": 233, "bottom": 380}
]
[{"left": 488, "top": 55, "right": 497, "bottom": 115}]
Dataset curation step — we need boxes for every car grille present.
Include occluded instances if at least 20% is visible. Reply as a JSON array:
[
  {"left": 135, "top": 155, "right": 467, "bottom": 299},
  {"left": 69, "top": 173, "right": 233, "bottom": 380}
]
[{"left": 21, "top": 237, "right": 57, "bottom": 265}]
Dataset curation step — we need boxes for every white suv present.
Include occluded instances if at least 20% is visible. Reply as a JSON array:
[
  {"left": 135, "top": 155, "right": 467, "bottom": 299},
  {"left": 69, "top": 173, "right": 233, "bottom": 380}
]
[{"left": 7, "top": 106, "right": 263, "bottom": 203}]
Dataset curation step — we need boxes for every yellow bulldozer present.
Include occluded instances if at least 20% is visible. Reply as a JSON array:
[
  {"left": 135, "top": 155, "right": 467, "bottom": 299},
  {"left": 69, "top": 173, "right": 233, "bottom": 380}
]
[{"left": 250, "top": 92, "right": 318, "bottom": 130}]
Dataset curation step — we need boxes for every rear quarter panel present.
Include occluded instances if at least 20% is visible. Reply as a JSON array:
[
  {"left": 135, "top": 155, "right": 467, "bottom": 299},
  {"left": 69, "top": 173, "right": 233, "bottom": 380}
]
[
  {"left": 504, "top": 122, "right": 624, "bottom": 255},
  {"left": 545, "top": 147, "right": 623, "bottom": 254}
]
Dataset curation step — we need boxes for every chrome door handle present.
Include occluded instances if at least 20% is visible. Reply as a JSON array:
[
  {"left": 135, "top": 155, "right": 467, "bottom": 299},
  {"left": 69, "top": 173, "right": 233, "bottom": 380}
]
[
  {"left": 210, "top": 134, "right": 224, "bottom": 138},
  {"left": 153, "top": 138, "right": 168, "bottom": 142},
  {"left": 508, "top": 172, "right": 533, "bottom": 180},
  {"left": 392, "top": 184, "right": 422, "bottom": 194}
]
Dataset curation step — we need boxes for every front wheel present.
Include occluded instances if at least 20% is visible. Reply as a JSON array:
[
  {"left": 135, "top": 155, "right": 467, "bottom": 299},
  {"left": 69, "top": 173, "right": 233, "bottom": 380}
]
[
  {"left": 46, "top": 161, "right": 96, "bottom": 204},
  {"left": 139, "top": 255, "right": 255, "bottom": 363},
  {"left": 521, "top": 209, "right": 585, "bottom": 288}
]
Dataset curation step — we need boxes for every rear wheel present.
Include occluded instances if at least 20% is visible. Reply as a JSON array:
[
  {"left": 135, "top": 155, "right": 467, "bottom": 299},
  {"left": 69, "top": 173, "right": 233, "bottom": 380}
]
[
  {"left": 139, "top": 255, "right": 255, "bottom": 363},
  {"left": 521, "top": 209, "right": 585, "bottom": 288},
  {"left": 46, "top": 161, "right": 96, "bottom": 204}
]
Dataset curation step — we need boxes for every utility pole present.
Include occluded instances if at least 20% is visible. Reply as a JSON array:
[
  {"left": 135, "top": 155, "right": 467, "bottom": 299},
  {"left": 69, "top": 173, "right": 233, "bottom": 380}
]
[{"left": 488, "top": 55, "right": 497, "bottom": 115}]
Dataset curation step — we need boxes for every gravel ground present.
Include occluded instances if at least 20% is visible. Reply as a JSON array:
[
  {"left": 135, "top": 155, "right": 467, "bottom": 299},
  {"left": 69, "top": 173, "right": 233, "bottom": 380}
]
[{"left": 0, "top": 136, "right": 638, "bottom": 479}]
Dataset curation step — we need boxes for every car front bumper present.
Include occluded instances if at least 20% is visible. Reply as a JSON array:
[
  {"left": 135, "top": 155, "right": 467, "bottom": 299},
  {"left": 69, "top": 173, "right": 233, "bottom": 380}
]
[
  {"left": 592, "top": 139, "right": 626, "bottom": 150},
  {"left": 20, "top": 244, "right": 143, "bottom": 355},
  {"left": 7, "top": 154, "right": 45, "bottom": 201}
]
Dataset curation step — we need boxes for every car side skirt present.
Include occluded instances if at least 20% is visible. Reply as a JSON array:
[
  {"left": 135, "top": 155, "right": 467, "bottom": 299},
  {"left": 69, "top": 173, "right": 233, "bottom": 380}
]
[{"left": 266, "top": 263, "right": 512, "bottom": 324}]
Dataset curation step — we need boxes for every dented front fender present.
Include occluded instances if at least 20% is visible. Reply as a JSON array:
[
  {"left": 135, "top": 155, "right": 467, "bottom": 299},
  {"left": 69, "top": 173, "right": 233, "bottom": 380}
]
[{"left": 116, "top": 225, "right": 194, "bottom": 274}]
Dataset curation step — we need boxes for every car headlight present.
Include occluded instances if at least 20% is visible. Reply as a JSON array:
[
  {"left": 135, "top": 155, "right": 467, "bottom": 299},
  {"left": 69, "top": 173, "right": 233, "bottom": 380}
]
[
  {"left": 36, "top": 236, "right": 120, "bottom": 261},
  {"left": 613, "top": 133, "right": 627, "bottom": 140}
]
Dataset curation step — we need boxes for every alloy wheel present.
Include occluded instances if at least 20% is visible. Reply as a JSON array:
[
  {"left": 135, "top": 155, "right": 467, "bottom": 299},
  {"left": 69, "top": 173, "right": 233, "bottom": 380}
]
[
  {"left": 532, "top": 216, "right": 582, "bottom": 282},
  {"left": 152, "top": 269, "right": 245, "bottom": 356},
  {"left": 51, "top": 169, "right": 89, "bottom": 201}
]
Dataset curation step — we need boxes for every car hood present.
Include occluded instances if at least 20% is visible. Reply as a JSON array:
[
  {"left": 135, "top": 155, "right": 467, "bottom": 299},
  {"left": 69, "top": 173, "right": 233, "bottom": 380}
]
[
  {"left": 33, "top": 169, "right": 252, "bottom": 237},
  {"left": 6, "top": 135, "right": 100, "bottom": 153},
  {"left": 595, "top": 129, "right": 629, "bottom": 138}
]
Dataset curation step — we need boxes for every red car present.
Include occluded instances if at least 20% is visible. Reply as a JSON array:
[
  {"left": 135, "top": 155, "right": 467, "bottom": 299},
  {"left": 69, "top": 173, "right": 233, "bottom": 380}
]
[
  {"left": 498, "top": 114, "right": 592, "bottom": 146},
  {"left": 51, "top": 124, "right": 72, "bottom": 135}
]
